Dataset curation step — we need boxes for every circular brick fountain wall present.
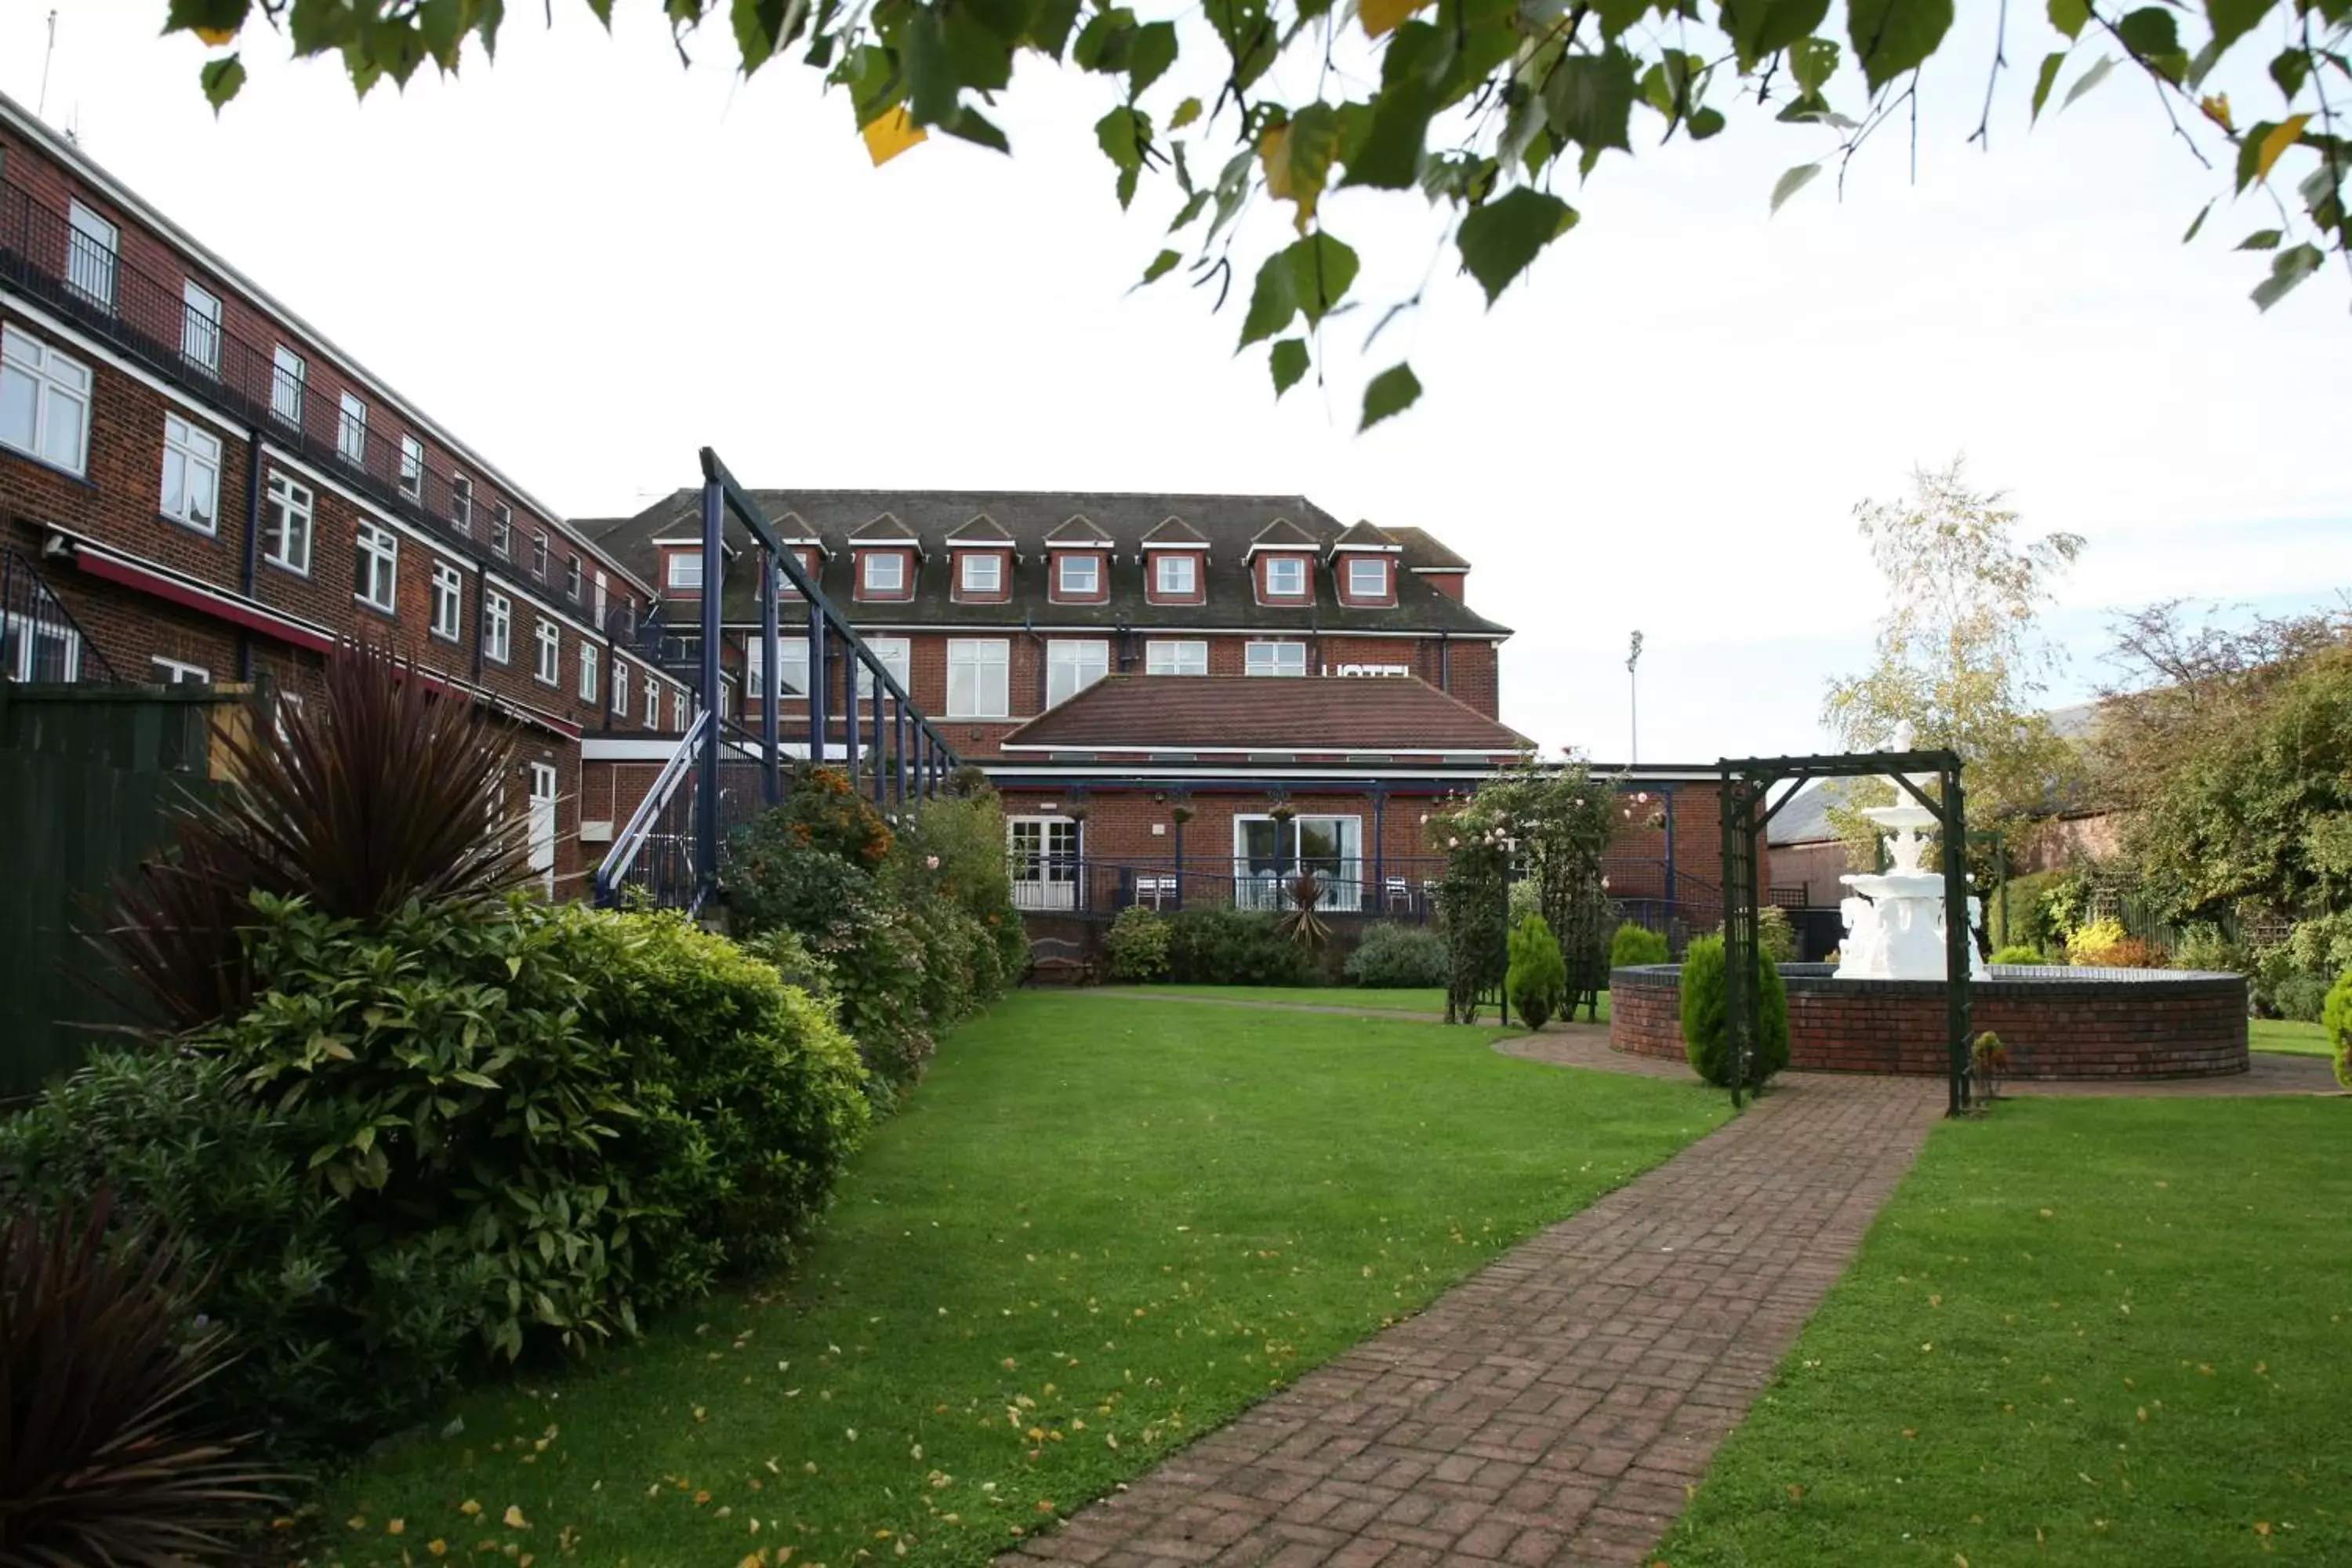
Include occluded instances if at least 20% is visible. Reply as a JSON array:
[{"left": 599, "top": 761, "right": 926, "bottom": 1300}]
[{"left": 1610, "top": 964, "right": 2249, "bottom": 1080}]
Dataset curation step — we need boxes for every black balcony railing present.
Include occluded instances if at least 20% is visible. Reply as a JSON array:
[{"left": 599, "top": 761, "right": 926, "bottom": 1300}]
[
  {"left": 2, "top": 176, "right": 645, "bottom": 638},
  {"left": 1, "top": 548, "right": 118, "bottom": 683}
]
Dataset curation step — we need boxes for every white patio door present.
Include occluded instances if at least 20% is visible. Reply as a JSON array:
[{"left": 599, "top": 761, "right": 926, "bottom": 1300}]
[
  {"left": 1008, "top": 817, "right": 1080, "bottom": 911},
  {"left": 1233, "top": 815, "right": 1363, "bottom": 911},
  {"left": 527, "top": 762, "right": 558, "bottom": 895}
]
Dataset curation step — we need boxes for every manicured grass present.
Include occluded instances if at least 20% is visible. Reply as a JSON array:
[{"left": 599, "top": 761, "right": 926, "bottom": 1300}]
[
  {"left": 319, "top": 991, "right": 1722, "bottom": 1566},
  {"left": 2251, "top": 1017, "right": 2335, "bottom": 1058},
  {"left": 1660, "top": 1096, "right": 2352, "bottom": 1566},
  {"left": 1132, "top": 984, "right": 1612, "bottom": 1023}
]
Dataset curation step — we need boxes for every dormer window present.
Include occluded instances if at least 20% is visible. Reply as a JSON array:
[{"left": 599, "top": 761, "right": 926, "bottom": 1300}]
[
  {"left": 1058, "top": 555, "right": 1099, "bottom": 596},
  {"left": 667, "top": 550, "right": 702, "bottom": 590},
  {"left": 963, "top": 553, "right": 1002, "bottom": 594},
  {"left": 1266, "top": 557, "right": 1308, "bottom": 597},
  {"left": 1346, "top": 557, "right": 1388, "bottom": 598},
  {"left": 864, "top": 552, "right": 906, "bottom": 594},
  {"left": 1155, "top": 554, "right": 1196, "bottom": 596}
]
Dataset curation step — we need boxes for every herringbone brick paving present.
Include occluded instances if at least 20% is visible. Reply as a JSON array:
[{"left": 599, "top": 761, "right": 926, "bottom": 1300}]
[{"left": 1001, "top": 1066, "right": 1944, "bottom": 1568}]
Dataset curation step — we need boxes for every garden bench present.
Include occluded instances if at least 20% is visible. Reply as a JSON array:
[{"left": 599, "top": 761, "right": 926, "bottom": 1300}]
[{"left": 1025, "top": 936, "right": 1100, "bottom": 985}]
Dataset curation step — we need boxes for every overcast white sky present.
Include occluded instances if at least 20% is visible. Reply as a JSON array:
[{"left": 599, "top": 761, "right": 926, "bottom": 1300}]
[{"left": 6, "top": 2, "right": 2346, "bottom": 762}]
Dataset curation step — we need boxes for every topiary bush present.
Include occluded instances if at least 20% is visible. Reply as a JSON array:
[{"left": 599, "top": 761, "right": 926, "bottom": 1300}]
[
  {"left": 1610, "top": 922, "right": 1670, "bottom": 968},
  {"left": 2322, "top": 967, "right": 2352, "bottom": 1091},
  {"left": 1162, "top": 908, "right": 1314, "bottom": 985},
  {"left": 1506, "top": 914, "right": 1567, "bottom": 1030},
  {"left": 1990, "top": 943, "right": 2049, "bottom": 965},
  {"left": 1678, "top": 935, "right": 1790, "bottom": 1091},
  {"left": 1345, "top": 921, "right": 1449, "bottom": 988},
  {"left": 1103, "top": 906, "right": 1171, "bottom": 982}
]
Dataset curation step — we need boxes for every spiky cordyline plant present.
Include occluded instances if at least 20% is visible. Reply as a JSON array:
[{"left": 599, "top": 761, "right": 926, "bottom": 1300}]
[
  {"left": 0, "top": 1189, "right": 279, "bottom": 1563},
  {"left": 97, "top": 639, "right": 535, "bottom": 1031},
  {"left": 1275, "top": 869, "right": 1331, "bottom": 953}
]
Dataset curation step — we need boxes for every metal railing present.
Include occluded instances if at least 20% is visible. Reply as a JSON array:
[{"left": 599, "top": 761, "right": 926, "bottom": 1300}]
[{"left": 0, "top": 549, "right": 118, "bottom": 683}]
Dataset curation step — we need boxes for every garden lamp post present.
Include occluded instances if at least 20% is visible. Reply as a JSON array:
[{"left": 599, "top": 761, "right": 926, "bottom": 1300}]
[{"left": 1627, "top": 630, "right": 1644, "bottom": 766}]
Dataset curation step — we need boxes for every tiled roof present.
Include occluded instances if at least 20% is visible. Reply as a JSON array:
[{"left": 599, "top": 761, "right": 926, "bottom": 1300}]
[
  {"left": 575, "top": 490, "right": 1508, "bottom": 637},
  {"left": 849, "top": 514, "right": 920, "bottom": 543},
  {"left": 947, "top": 513, "right": 1014, "bottom": 543},
  {"left": 1248, "top": 517, "right": 1320, "bottom": 553},
  {"left": 1045, "top": 514, "right": 1116, "bottom": 545},
  {"left": 1331, "top": 519, "right": 1399, "bottom": 551},
  {"left": 1141, "top": 515, "right": 1210, "bottom": 546},
  {"left": 999, "top": 676, "right": 1530, "bottom": 753},
  {"left": 1385, "top": 524, "right": 1470, "bottom": 571}
]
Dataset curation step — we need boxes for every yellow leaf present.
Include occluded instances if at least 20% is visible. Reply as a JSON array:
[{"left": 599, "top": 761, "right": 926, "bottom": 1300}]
[
  {"left": 862, "top": 107, "right": 928, "bottom": 169},
  {"left": 1359, "top": 0, "right": 1427, "bottom": 36},
  {"left": 459, "top": 1501, "right": 482, "bottom": 1518},
  {"left": 503, "top": 1505, "right": 528, "bottom": 1530},
  {"left": 194, "top": 25, "right": 237, "bottom": 45},
  {"left": 2256, "top": 115, "right": 2310, "bottom": 183},
  {"left": 2200, "top": 93, "right": 2233, "bottom": 132},
  {"left": 428, "top": 1542, "right": 449, "bottom": 1559},
  {"left": 389, "top": 1519, "right": 407, "bottom": 1535}
]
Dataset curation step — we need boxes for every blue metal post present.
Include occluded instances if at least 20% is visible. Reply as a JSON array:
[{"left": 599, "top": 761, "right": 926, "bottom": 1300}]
[
  {"left": 806, "top": 601, "right": 827, "bottom": 766},
  {"left": 760, "top": 546, "right": 780, "bottom": 804},
  {"left": 843, "top": 637, "right": 861, "bottom": 787},
  {"left": 1371, "top": 787, "right": 1386, "bottom": 915},
  {"left": 870, "top": 681, "right": 886, "bottom": 807},
  {"left": 893, "top": 703, "right": 906, "bottom": 808},
  {"left": 695, "top": 479, "right": 723, "bottom": 898}
]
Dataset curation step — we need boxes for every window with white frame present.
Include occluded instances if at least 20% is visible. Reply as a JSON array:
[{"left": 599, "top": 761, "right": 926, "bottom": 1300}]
[
  {"left": 336, "top": 393, "right": 368, "bottom": 466},
  {"left": 1046, "top": 639, "right": 1109, "bottom": 707},
  {"left": 270, "top": 346, "right": 305, "bottom": 426},
  {"left": 565, "top": 556, "right": 583, "bottom": 602},
  {"left": 490, "top": 503, "right": 512, "bottom": 559},
  {"left": 1246, "top": 640, "right": 1307, "bottom": 677},
  {"left": 673, "top": 688, "right": 688, "bottom": 730},
  {"left": 531, "top": 532, "right": 550, "bottom": 581},
  {"left": 262, "top": 470, "right": 312, "bottom": 574},
  {"left": 1233, "top": 814, "right": 1365, "bottom": 912},
  {"left": 645, "top": 677, "right": 660, "bottom": 728},
  {"left": 1, "top": 325, "right": 93, "bottom": 475},
  {"left": 1265, "top": 557, "right": 1308, "bottom": 596},
  {"left": 855, "top": 637, "right": 913, "bottom": 701},
  {"left": 1057, "top": 554, "right": 1100, "bottom": 596},
  {"left": 450, "top": 474, "right": 474, "bottom": 536},
  {"left": 430, "top": 561, "right": 463, "bottom": 641},
  {"left": 1346, "top": 557, "right": 1388, "bottom": 597},
  {"left": 1153, "top": 553, "right": 1197, "bottom": 596},
  {"left": 579, "top": 641, "right": 599, "bottom": 702},
  {"left": 613, "top": 659, "right": 630, "bottom": 715},
  {"left": 946, "top": 637, "right": 1010, "bottom": 719},
  {"left": 959, "top": 552, "right": 1000, "bottom": 594},
  {"left": 159, "top": 414, "right": 221, "bottom": 532},
  {"left": 484, "top": 589, "right": 512, "bottom": 664},
  {"left": 180, "top": 281, "right": 222, "bottom": 375},
  {"left": 862, "top": 551, "right": 906, "bottom": 595},
  {"left": 66, "top": 201, "right": 118, "bottom": 310},
  {"left": 354, "top": 522, "right": 398, "bottom": 612},
  {"left": 667, "top": 551, "right": 702, "bottom": 590},
  {"left": 535, "top": 619, "right": 560, "bottom": 684},
  {"left": 593, "top": 572, "right": 608, "bottom": 627},
  {"left": 744, "top": 635, "right": 810, "bottom": 699},
  {"left": 1145, "top": 638, "right": 1208, "bottom": 676},
  {"left": 2, "top": 611, "right": 81, "bottom": 682},
  {"left": 149, "top": 655, "right": 209, "bottom": 686},
  {"left": 398, "top": 434, "right": 424, "bottom": 501}
]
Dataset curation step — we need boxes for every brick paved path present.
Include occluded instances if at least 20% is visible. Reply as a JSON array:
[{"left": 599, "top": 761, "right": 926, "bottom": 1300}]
[{"left": 1003, "top": 1072, "right": 1944, "bottom": 1568}]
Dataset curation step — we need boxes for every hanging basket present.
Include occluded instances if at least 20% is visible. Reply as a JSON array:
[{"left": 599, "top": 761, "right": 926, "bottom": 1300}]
[{"left": 1170, "top": 804, "right": 1195, "bottom": 825}]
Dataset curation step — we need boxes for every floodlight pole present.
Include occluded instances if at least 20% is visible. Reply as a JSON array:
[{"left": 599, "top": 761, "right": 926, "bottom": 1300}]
[{"left": 1627, "top": 630, "right": 1644, "bottom": 766}]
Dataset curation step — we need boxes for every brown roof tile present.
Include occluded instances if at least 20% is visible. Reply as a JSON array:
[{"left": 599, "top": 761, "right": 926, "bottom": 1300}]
[{"left": 1000, "top": 676, "right": 1530, "bottom": 753}]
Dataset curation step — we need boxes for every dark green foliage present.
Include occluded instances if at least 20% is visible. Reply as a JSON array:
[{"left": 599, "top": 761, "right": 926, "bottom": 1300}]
[
  {"left": 1678, "top": 935, "right": 1790, "bottom": 1091},
  {"left": 1104, "top": 906, "right": 1171, "bottom": 982},
  {"left": 1506, "top": 914, "right": 1567, "bottom": 1030},
  {"left": 1610, "top": 922, "right": 1671, "bottom": 968},
  {"left": 2323, "top": 967, "right": 2352, "bottom": 1091},
  {"left": 0, "top": 1191, "right": 278, "bottom": 1563},
  {"left": 1161, "top": 908, "right": 1315, "bottom": 985},
  {"left": 1756, "top": 905, "right": 1798, "bottom": 964},
  {"left": 1345, "top": 921, "right": 1449, "bottom": 989}
]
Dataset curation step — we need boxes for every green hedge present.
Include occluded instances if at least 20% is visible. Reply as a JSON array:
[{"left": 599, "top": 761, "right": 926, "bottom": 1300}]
[
  {"left": 1346, "top": 921, "right": 1450, "bottom": 988},
  {"left": 1678, "top": 935, "right": 1790, "bottom": 1091},
  {"left": 1163, "top": 909, "right": 1315, "bottom": 985},
  {"left": 1610, "top": 923, "right": 1670, "bottom": 967}
]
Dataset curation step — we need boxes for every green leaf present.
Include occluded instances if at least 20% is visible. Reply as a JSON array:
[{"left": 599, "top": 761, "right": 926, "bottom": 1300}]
[
  {"left": 165, "top": 0, "right": 252, "bottom": 34},
  {"left": 1072, "top": 7, "right": 1136, "bottom": 71},
  {"left": 1138, "top": 249, "right": 1181, "bottom": 285},
  {"left": 2046, "top": 0, "right": 2088, "bottom": 38},
  {"left": 1271, "top": 337, "right": 1310, "bottom": 397},
  {"left": 1343, "top": 20, "right": 1449, "bottom": 189},
  {"left": 2235, "top": 227, "right": 2283, "bottom": 250},
  {"left": 2029, "top": 49, "right": 2065, "bottom": 122},
  {"left": 1721, "top": 0, "right": 1831, "bottom": 70},
  {"left": 944, "top": 6, "right": 1016, "bottom": 93},
  {"left": 2269, "top": 46, "right": 2310, "bottom": 100},
  {"left": 1265, "top": 102, "right": 1346, "bottom": 230},
  {"left": 1127, "top": 20, "right": 1178, "bottom": 96},
  {"left": 1285, "top": 230, "right": 1360, "bottom": 325},
  {"left": 1238, "top": 251, "right": 1301, "bottom": 347},
  {"left": 1687, "top": 105, "right": 1726, "bottom": 139},
  {"left": 731, "top": 0, "right": 786, "bottom": 70},
  {"left": 1171, "top": 95, "right": 1203, "bottom": 129},
  {"left": 1848, "top": 0, "right": 1955, "bottom": 90},
  {"left": 1542, "top": 47, "right": 1637, "bottom": 156},
  {"left": 1204, "top": 0, "right": 1279, "bottom": 91},
  {"left": 2115, "top": 6, "right": 2185, "bottom": 80},
  {"left": 1456, "top": 187, "right": 1577, "bottom": 304},
  {"left": 1024, "top": 0, "right": 1082, "bottom": 56},
  {"left": 1096, "top": 105, "right": 1146, "bottom": 171},
  {"left": 2199, "top": 0, "right": 2267, "bottom": 59},
  {"left": 199, "top": 53, "right": 247, "bottom": 111},
  {"left": 1168, "top": 188, "right": 1210, "bottom": 230},
  {"left": 2061, "top": 54, "right": 2114, "bottom": 111},
  {"left": 945, "top": 105, "right": 1011, "bottom": 152},
  {"left": 2181, "top": 198, "right": 2213, "bottom": 242},
  {"left": 1770, "top": 161, "right": 1821, "bottom": 213},
  {"left": 1359, "top": 362, "right": 1422, "bottom": 430},
  {"left": 1788, "top": 34, "right": 1838, "bottom": 92},
  {"left": 905, "top": 7, "right": 957, "bottom": 125},
  {"left": 2249, "top": 242, "right": 2322, "bottom": 310}
]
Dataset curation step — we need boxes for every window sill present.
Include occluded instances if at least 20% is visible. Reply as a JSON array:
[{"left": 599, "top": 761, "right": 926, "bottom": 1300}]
[
  {"left": 262, "top": 553, "right": 311, "bottom": 580},
  {"left": 430, "top": 628, "right": 463, "bottom": 644},
  {"left": 158, "top": 510, "right": 221, "bottom": 539},
  {"left": 354, "top": 595, "right": 397, "bottom": 619},
  {"left": 0, "top": 445, "right": 97, "bottom": 489}
]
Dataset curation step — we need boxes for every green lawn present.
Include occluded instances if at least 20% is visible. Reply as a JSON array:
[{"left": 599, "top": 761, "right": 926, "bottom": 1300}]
[
  {"left": 1661, "top": 1096, "right": 2352, "bottom": 1566},
  {"left": 2251, "top": 1017, "right": 2335, "bottom": 1058},
  {"left": 1130, "top": 984, "right": 1612, "bottom": 1023},
  {"left": 318, "top": 991, "right": 1720, "bottom": 1566}
]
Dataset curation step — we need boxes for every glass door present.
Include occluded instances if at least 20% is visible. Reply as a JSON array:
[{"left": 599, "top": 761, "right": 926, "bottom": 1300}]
[{"left": 1008, "top": 817, "right": 1080, "bottom": 911}]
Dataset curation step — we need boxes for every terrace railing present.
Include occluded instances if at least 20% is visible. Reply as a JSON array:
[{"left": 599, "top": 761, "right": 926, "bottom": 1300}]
[{"left": 1, "top": 549, "right": 118, "bottom": 684}]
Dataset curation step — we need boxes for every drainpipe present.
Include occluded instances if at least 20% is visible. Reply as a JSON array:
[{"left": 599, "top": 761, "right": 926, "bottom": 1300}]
[
  {"left": 1439, "top": 630, "right": 1452, "bottom": 694},
  {"left": 470, "top": 562, "right": 487, "bottom": 683},
  {"left": 1022, "top": 612, "right": 1047, "bottom": 711},
  {"left": 238, "top": 428, "right": 263, "bottom": 681}
]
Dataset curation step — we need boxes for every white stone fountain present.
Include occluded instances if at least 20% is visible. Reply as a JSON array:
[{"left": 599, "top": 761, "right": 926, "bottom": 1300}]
[{"left": 1833, "top": 766, "right": 1987, "bottom": 982}]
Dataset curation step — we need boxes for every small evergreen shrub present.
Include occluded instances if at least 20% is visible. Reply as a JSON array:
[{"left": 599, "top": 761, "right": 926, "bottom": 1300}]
[
  {"left": 2065, "top": 916, "right": 2132, "bottom": 966},
  {"left": 1756, "top": 906, "right": 1798, "bottom": 964},
  {"left": 1990, "top": 944, "right": 2049, "bottom": 965},
  {"left": 1345, "top": 922, "right": 1450, "bottom": 988},
  {"left": 2268, "top": 969, "right": 2330, "bottom": 1023},
  {"left": 1162, "top": 909, "right": 1313, "bottom": 985},
  {"left": 2169, "top": 923, "right": 2247, "bottom": 975},
  {"left": 1610, "top": 923, "right": 1670, "bottom": 968},
  {"left": 1104, "top": 906, "right": 1171, "bottom": 982},
  {"left": 1505, "top": 915, "right": 1567, "bottom": 1030},
  {"left": 1678, "top": 935, "right": 1790, "bottom": 1090},
  {"left": 2322, "top": 967, "right": 2352, "bottom": 1091}
]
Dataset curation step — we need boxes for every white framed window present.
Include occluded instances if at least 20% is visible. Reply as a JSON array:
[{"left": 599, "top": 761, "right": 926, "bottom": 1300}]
[
  {"left": 1154, "top": 554, "right": 1197, "bottom": 596},
  {"left": 1047, "top": 639, "right": 1109, "bottom": 707},
  {"left": 579, "top": 641, "right": 599, "bottom": 702},
  {"left": 1265, "top": 557, "right": 1308, "bottom": 597},
  {"left": 273, "top": 689, "right": 305, "bottom": 744},
  {"left": 450, "top": 474, "right": 474, "bottom": 536},
  {"left": 354, "top": 521, "right": 399, "bottom": 612},
  {"left": 593, "top": 571, "right": 608, "bottom": 627},
  {"left": 159, "top": 414, "right": 222, "bottom": 532},
  {"left": 565, "top": 556, "right": 583, "bottom": 602},
  {"left": 336, "top": 392, "right": 368, "bottom": 466},
  {"left": 1007, "top": 816, "right": 1082, "bottom": 911},
  {"left": 149, "top": 655, "right": 210, "bottom": 686},
  {"left": 262, "top": 470, "right": 313, "bottom": 575},
  {"left": 531, "top": 532, "right": 550, "bottom": 580},
  {"left": 484, "top": 589, "right": 512, "bottom": 664},
  {"left": 270, "top": 345, "right": 305, "bottom": 426},
  {"left": 490, "top": 503, "right": 512, "bottom": 558},
  {"left": 1246, "top": 640, "right": 1307, "bottom": 677},
  {"left": 667, "top": 551, "right": 703, "bottom": 590},
  {"left": 1146, "top": 638, "right": 1209, "bottom": 676},
  {"left": 180, "top": 281, "right": 222, "bottom": 375},
  {"left": 1, "top": 325, "right": 93, "bottom": 475},
  {"left": 535, "top": 619, "right": 561, "bottom": 685},
  {"left": 1057, "top": 554, "right": 1100, "bottom": 596},
  {"left": 855, "top": 636, "right": 913, "bottom": 700},
  {"left": 862, "top": 551, "right": 906, "bottom": 595},
  {"left": 66, "top": 201, "right": 118, "bottom": 310},
  {"left": 946, "top": 637, "right": 1010, "bottom": 719},
  {"left": 527, "top": 761, "right": 557, "bottom": 895},
  {"left": 960, "top": 552, "right": 1001, "bottom": 594},
  {"left": 672, "top": 688, "right": 688, "bottom": 731},
  {"left": 2, "top": 611, "right": 81, "bottom": 682},
  {"left": 612, "top": 659, "right": 630, "bottom": 715},
  {"left": 745, "top": 635, "right": 810, "bottom": 699},
  {"left": 1233, "top": 814, "right": 1365, "bottom": 913},
  {"left": 645, "top": 677, "right": 660, "bottom": 728},
  {"left": 1347, "top": 557, "right": 1388, "bottom": 597},
  {"left": 430, "top": 561, "right": 464, "bottom": 641},
  {"left": 398, "top": 434, "right": 424, "bottom": 501}
]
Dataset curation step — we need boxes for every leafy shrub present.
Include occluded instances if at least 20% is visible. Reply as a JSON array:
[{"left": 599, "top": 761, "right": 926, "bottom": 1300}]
[
  {"left": 2169, "top": 923, "right": 2248, "bottom": 974},
  {"left": 1610, "top": 923, "right": 1670, "bottom": 968},
  {"left": 0, "top": 1191, "right": 278, "bottom": 1558},
  {"left": 1678, "top": 935, "right": 1790, "bottom": 1091},
  {"left": 2268, "top": 969, "right": 2330, "bottom": 1023},
  {"left": 886, "top": 788, "right": 1028, "bottom": 992},
  {"left": 2065, "top": 916, "right": 2131, "bottom": 965},
  {"left": 1757, "top": 906, "right": 1798, "bottom": 964},
  {"left": 2322, "top": 967, "right": 2352, "bottom": 1091},
  {"left": 1507, "top": 878, "right": 1541, "bottom": 933},
  {"left": 1104, "top": 906, "right": 1171, "bottom": 982},
  {"left": 1506, "top": 914, "right": 1566, "bottom": 1030},
  {"left": 1990, "top": 944, "right": 2049, "bottom": 965},
  {"left": 1163, "top": 909, "right": 1314, "bottom": 985},
  {"left": 1346, "top": 922, "right": 1449, "bottom": 988},
  {"left": 773, "top": 762, "right": 894, "bottom": 867}
]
